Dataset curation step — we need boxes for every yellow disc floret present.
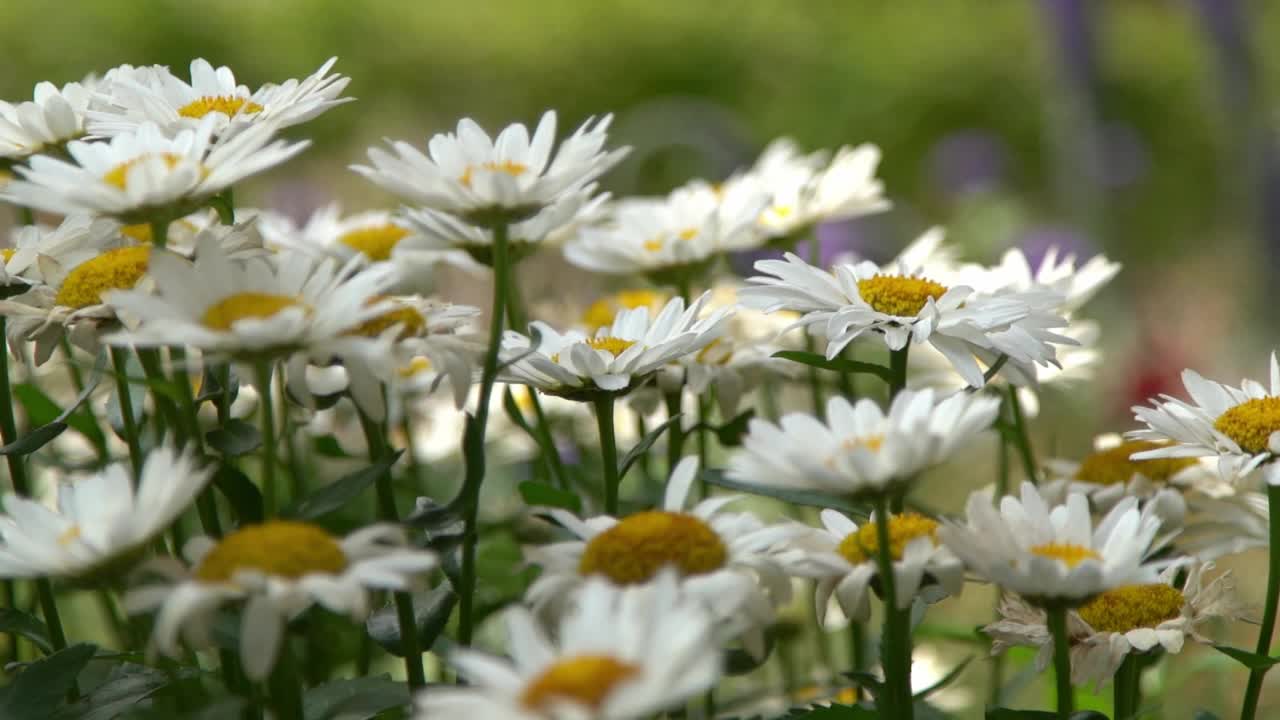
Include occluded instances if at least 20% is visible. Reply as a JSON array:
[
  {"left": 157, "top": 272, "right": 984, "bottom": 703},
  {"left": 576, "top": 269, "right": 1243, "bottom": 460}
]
[
  {"left": 459, "top": 160, "right": 529, "bottom": 188},
  {"left": 838, "top": 513, "right": 939, "bottom": 565},
  {"left": 586, "top": 336, "right": 637, "bottom": 356},
  {"left": 194, "top": 521, "right": 347, "bottom": 582},
  {"left": 348, "top": 299, "right": 426, "bottom": 340},
  {"left": 102, "top": 153, "right": 187, "bottom": 190},
  {"left": 1, "top": 248, "right": 15, "bottom": 263},
  {"left": 178, "top": 95, "right": 264, "bottom": 120},
  {"left": 521, "top": 655, "right": 640, "bottom": 711},
  {"left": 582, "top": 289, "right": 668, "bottom": 331},
  {"left": 201, "top": 292, "right": 305, "bottom": 331},
  {"left": 1077, "top": 583, "right": 1185, "bottom": 633},
  {"left": 54, "top": 246, "right": 151, "bottom": 309},
  {"left": 1030, "top": 542, "right": 1102, "bottom": 569},
  {"left": 338, "top": 224, "right": 410, "bottom": 262},
  {"left": 1214, "top": 397, "right": 1280, "bottom": 454},
  {"left": 1075, "top": 439, "right": 1198, "bottom": 486},
  {"left": 856, "top": 274, "right": 948, "bottom": 317},
  {"left": 398, "top": 356, "right": 433, "bottom": 378},
  {"left": 578, "top": 511, "right": 728, "bottom": 585}
]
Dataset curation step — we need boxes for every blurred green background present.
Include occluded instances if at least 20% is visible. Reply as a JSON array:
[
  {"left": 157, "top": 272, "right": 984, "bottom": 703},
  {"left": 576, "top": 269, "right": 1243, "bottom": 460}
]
[{"left": 5, "top": 0, "right": 1280, "bottom": 716}]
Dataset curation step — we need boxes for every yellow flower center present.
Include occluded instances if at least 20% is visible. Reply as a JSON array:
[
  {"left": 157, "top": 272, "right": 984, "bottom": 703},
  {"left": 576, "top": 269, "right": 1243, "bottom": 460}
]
[
  {"left": 177, "top": 95, "right": 264, "bottom": 120},
  {"left": 520, "top": 655, "right": 641, "bottom": 712},
  {"left": 856, "top": 274, "right": 948, "bottom": 317},
  {"left": 54, "top": 246, "right": 151, "bottom": 309},
  {"left": 201, "top": 292, "right": 306, "bottom": 331},
  {"left": 837, "top": 513, "right": 939, "bottom": 565},
  {"left": 1, "top": 248, "right": 15, "bottom": 262},
  {"left": 338, "top": 224, "right": 410, "bottom": 262},
  {"left": 459, "top": 160, "right": 529, "bottom": 188},
  {"left": 842, "top": 434, "right": 885, "bottom": 453},
  {"left": 677, "top": 227, "right": 698, "bottom": 241},
  {"left": 581, "top": 289, "right": 668, "bottom": 331},
  {"left": 1077, "top": 584, "right": 1185, "bottom": 633},
  {"left": 102, "top": 152, "right": 188, "bottom": 190},
  {"left": 1075, "top": 439, "right": 1198, "bottom": 486},
  {"left": 57, "top": 525, "right": 82, "bottom": 546},
  {"left": 347, "top": 299, "right": 426, "bottom": 340},
  {"left": 1029, "top": 542, "right": 1102, "bottom": 569},
  {"left": 586, "top": 336, "right": 636, "bottom": 356},
  {"left": 1213, "top": 397, "right": 1280, "bottom": 454},
  {"left": 194, "top": 521, "right": 347, "bottom": 582},
  {"left": 578, "top": 511, "right": 728, "bottom": 585},
  {"left": 695, "top": 338, "right": 733, "bottom": 366},
  {"left": 398, "top": 356, "right": 433, "bottom": 378}
]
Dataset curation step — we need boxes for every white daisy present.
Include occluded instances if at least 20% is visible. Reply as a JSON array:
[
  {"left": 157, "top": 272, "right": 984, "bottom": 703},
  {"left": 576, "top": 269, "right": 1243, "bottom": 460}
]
[
  {"left": 951, "top": 245, "right": 1120, "bottom": 315},
  {"left": 1130, "top": 351, "right": 1280, "bottom": 482},
  {"left": 1, "top": 214, "right": 118, "bottom": 289},
  {"left": 1174, "top": 490, "right": 1270, "bottom": 560},
  {"left": 417, "top": 571, "right": 720, "bottom": 720},
  {"left": 124, "top": 521, "right": 437, "bottom": 680},
  {"left": 939, "top": 482, "right": 1165, "bottom": 605},
  {"left": 740, "top": 228, "right": 1075, "bottom": 388},
  {"left": 727, "top": 389, "right": 1000, "bottom": 499},
  {"left": 0, "top": 77, "right": 97, "bottom": 164},
  {"left": 499, "top": 292, "right": 730, "bottom": 401},
  {"left": 88, "top": 57, "right": 350, "bottom": 139},
  {"left": 353, "top": 110, "right": 627, "bottom": 225},
  {"left": 524, "top": 458, "right": 796, "bottom": 659},
  {"left": 2, "top": 117, "right": 308, "bottom": 223},
  {"left": 985, "top": 562, "right": 1245, "bottom": 689},
  {"left": 0, "top": 445, "right": 209, "bottom": 582},
  {"left": 103, "top": 235, "right": 397, "bottom": 361},
  {"left": 783, "top": 508, "right": 964, "bottom": 628}
]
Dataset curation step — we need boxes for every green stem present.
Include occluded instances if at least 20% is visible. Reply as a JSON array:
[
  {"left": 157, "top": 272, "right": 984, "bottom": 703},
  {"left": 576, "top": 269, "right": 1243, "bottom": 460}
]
[
  {"left": 695, "top": 394, "right": 711, "bottom": 500},
  {"left": 988, "top": 423, "right": 1013, "bottom": 707},
  {"left": 1241, "top": 483, "right": 1280, "bottom": 720},
  {"left": 803, "top": 332, "right": 826, "bottom": 418},
  {"left": 1047, "top": 605, "right": 1075, "bottom": 719},
  {"left": 849, "top": 620, "right": 866, "bottom": 701},
  {"left": 35, "top": 578, "right": 77, "bottom": 698},
  {"left": 664, "top": 390, "right": 685, "bottom": 473},
  {"left": 888, "top": 345, "right": 910, "bottom": 399},
  {"left": 1005, "top": 386, "right": 1039, "bottom": 485},
  {"left": 0, "top": 318, "right": 31, "bottom": 495},
  {"left": 150, "top": 218, "right": 170, "bottom": 249},
  {"left": 213, "top": 188, "right": 236, "bottom": 225},
  {"left": 401, "top": 414, "right": 429, "bottom": 494},
  {"left": 528, "top": 393, "right": 568, "bottom": 489},
  {"left": 872, "top": 494, "right": 912, "bottom": 719},
  {"left": 457, "top": 222, "right": 510, "bottom": 647},
  {"left": 109, "top": 347, "right": 144, "bottom": 481},
  {"left": 593, "top": 396, "right": 620, "bottom": 515},
  {"left": 266, "top": 643, "right": 304, "bottom": 720},
  {"left": 254, "top": 361, "right": 278, "bottom": 517},
  {"left": 137, "top": 348, "right": 186, "bottom": 445},
  {"left": 18, "top": 207, "right": 34, "bottom": 227},
  {"left": 1114, "top": 653, "right": 1139, "bottom": 720}
]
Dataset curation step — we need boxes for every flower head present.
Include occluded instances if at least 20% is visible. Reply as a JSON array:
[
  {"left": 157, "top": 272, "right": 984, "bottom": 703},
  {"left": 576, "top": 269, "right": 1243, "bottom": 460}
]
[{"left": 0, "top": 77, "right": 97, "bottom": 164}]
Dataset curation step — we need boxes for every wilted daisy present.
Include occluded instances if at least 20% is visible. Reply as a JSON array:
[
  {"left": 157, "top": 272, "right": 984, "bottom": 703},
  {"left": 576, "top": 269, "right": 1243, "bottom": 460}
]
[
  {"left": 740, "top": 228, "right": 1075, "bottom": 388},
  {"left": 939, "top": 483, "right": 1165, "bottom": 606},
  {"left": 499, "top": 292, "right": 730, "bottom": 401},
  {"left": 353, "top": 110, "right": 627, "bottom": 225},
  {"left": 784, "top": 508, "right": 963, "bottom": 628},
  {"left": 0, "top": 445, "right": 209, "bottom": 582},
  {"left": 418, "top": 571, "right": 720, "bottom": 720},
  {"left": 985, "top": 562, "right": 1244, "bottom": 688},
  {"left": 525, "top": 458, "right": 795, "bottom": 658},
  {"left": 728, "top": 389, "right": 1000, "bottom": 500},
  {"left": 126, "top": 521, "right": 435, "bottom": 680},
  {"left": 2, "top": 117, "right": 308, "bottom": 223},
  {"left": 88, "top": 57, "right": 350, "bottom": 139},
  {"left": 104, "top": 237, "right": 397, "bottom": 360},
  {"left": 1131, "top": 351, "right": 1280, "bottom": 481},
  {"left": 0, "top": 77, "right": 97, "bottom": 165}
]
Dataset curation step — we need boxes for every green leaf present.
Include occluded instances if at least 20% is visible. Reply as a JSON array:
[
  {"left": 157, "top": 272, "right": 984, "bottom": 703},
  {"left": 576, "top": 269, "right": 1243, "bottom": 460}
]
[
  {"left": 0, "top": 643, "right": 97, "bottom": 719},
  {"left": 2, "top": 355, "right": 105, "bottom": 457},
  {"left": 302, "top": 675, "right": 410, "bottom": 720},
  {"left": 914, "top": 656, "right": 972, "bottom": 699},
  {"left": 618, "top": 413, "right": 682, "bottom": 481},
  {"left": 283, "top": 451, "right": 403, "bottom": 520},
  {"left": 205, "top": 418, "right": 262, "bottom": 457},
  {"left": 365, "top": 587, "right": 457, "bottom": 657},
  {"left": 702, "top": 469, "right": 869, "bottom": 518},
  {"left": 518, "top": 480, "right": 582, "bottom": 513},
  {"left": 772, "top": 350, "right": 893, "bottom": 382},
  {"left": 1212, "top": 644, "right": 1280, "bottom": 670},
  {"left": 714, "top": 409, "right": 755, "bottom": 447},
  {"left": 313, "top": 435, "right": 350, "bottom": 458},
  {"left": 0, "top": 608, "right": 53, "bottom": 654},
  {"left": 0, "top": 421, "right": 67, "bottom": 456},
  {"left": 14, "top": 383, "right": 62, "bottom": 427},
  {"left": 211, "top": 464, "right": 263, "bottom": 525},
  {"left": 53, "top": 662, "right": 196, "bottom": 720}
]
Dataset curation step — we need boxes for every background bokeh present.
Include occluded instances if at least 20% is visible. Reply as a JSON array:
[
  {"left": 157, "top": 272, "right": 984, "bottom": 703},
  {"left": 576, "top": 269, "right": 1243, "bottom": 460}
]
[{"left": 5, "top": 0, "right": 1279, "bottom": 716}]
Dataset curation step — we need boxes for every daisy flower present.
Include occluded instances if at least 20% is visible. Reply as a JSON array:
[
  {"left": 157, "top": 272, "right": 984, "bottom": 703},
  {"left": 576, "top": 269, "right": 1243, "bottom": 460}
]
[
  {"left": 951, "top": 245, "right": 1120, "bottom": 315},
  {"left": 2, "top": 117, "right": 308, "bottom": 224},
  {"left": 939, "top": 482, "right": 1165, "bottom": 606},
  {"left": 524, "top": 458, "right": 796, "bottom": 659},
  {"left": 1174, "top": 490, "right": 1270, "bottom": 560},
  {"left": 125, "top": 521, "right": 437, "bottom": 680},
  {"left": 580, "top": 288, "right": 671, "bottom": 333},
  {"left": 784, "top": 508, "right": 964, "bottom": 628},
  {"left": 499, "top": 292, "right": 730, "bottom": 401},
  {"left": 0, "top": 445, "right": 209, "bottom": 583},
  {"left": 0, "top": 77, "right": 97, "bottom": 165},
  {"left": 103, "top": 236, "right": 397, "bottom": 361},
  {"left": 88, "top": 57, "right": 350, "bottom": 139},
  {"left": 985, "top": 562, "right": 1245, "bottom": 689},
  {"left": 1, "top": 214, "right": 118, "bottom": 290},
  {"left": 353, "top": 110, "right": 628, "bottom": 226},
  {"left": 418, "top": 571, "right": 720, "bottom": 720},
  {"left": 727, "top": 389, "right": 1000, "bottom": 500},
  {"left": 740, "top": 228, "right": 1075, "bottom": 388},
  {"left": 1130, "top": 351, "right": 1280, "bottom": 481}
]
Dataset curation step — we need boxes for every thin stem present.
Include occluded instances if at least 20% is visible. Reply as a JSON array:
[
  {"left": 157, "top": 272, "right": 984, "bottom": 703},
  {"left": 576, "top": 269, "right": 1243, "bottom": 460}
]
[
  {"left": 1047, "top": 605, "right": 1075, "bottom": 719},
  {"left": 401, "top": 414, "right": 429, "bottom": 494},
  {"left": 528, "top": 393, "right": 568, "bottom": 489},
  {"left": 849, "top": 621, "right": 866, "bottom": 702},
  {"left": 1114, "top": 654, "right": 1139, "bottom": 720},
  {"left": 35, "top": 578, "right": 77, "bottom": 698},
  {"left": 803, "top": 331, "right": 826, "bottom": 418},
  {"left": 266, "top": 643, "right": 304, "bottom": 720},
  {"left": 254, "top": 361, "right": 278, "bottom": 517},
  {"left": 1241, "top": 483, "right": 1280, "bottom": 720},
  {"left": 109, "top": 347, "right": 144, "bottom": 481},
  {"left": 594, "top": 396, "right": 620, "bottom": 515},
  {"left": 872, "top": 494, "right": 912, "bottom": 719},
  {"left": 988, "top": 421, "right": 1013, "bottom": 707},
  {"left": 1005, "top": 386, "right": 1040, "bottom": 485},
  {"left": 18, "top": 206, "right": 34, "bottom": 226},
  {"left": 695, "top": 394, "right": 711, "bottom": 500},
  {"left": 213, "top": 188, "right": 236, "bottom": 225},
  {"left": 888, "top": 345, "right": 910, "bottom": 400},
  {"left": 0, "top": 318, "right": 31, "bottom": 495},
  {"left": 278, "top": 371, "right": 304, "bottom": 500},
  {"left": 150, "top": 218, "right": 170, "bottom": 250},
  {"left": 664, "top": 390, "right": 685, "bottom": 473}
]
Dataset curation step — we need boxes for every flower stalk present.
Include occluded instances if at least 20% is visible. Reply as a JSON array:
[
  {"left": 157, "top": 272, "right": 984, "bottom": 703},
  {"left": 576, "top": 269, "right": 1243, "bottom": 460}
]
[
  {"left": 1047, "top": 604, "right": 1075, "bottom": 720},
  {"left": 593, "top": 395, "right": 621, "bottom": 515},
  {"left": 872, "top": 493, "right": 913, "bottom": 719},
  {"left": 1240, "top": 482, "right": 1280, "bottom": 720}
]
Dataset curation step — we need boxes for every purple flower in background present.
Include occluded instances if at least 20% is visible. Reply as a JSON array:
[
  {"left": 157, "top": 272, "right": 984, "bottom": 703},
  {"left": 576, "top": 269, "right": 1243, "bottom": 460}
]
[
  {"left": 1015, "top": 225, "right": 1097, "bottom": 269},
  {"left": 927, "top": 130, "right": 1008, "bottom": 198},
  {"left": 727, "top": 215, "right": 882, "bottom": 275}
]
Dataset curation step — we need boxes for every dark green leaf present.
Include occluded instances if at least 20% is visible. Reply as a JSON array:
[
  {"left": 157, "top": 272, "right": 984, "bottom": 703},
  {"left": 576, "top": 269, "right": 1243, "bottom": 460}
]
[
  {"left": 3, "top": 354, "right": 105, "bottom": 457},
  {"left": 365, "top": 587, "right": 457, "bottom": 656},
  {"left": 303, "top": 675, "right": 410, "bottom": 720},
  {"left": 14, "top": 383, "right": 63, "bottom": 427},
  {"left": 1212, "top": 644, "right": 1280, "bottom": 670},
  {"left": 0, "top": 643, "right": 97, "bottom": 719},
  {"left": 1193, "top": 712, "right": 1223, "bottom": 720},
  {"left": 618, "top": 413, "right": 682, "bottom": 481},
  {"left": 780, "top": 704, "right": 880, "bottom": 718},
  {"left": 0, "top": 421, "right": 67, "bottom": 456},
  {"left": 205, "top": 419, "right": 262, "bottom": 457},
  {"left": 283, "top": 451, "right": 403, "bottom": 520},
  {"left": 53, "top": 662, "right": 196, "bottom": 720},
  {"left": 714, "top": 409, "right": 755, "bottom": 447},
  {"left": 212, "top": 464, "right": 263, "bottom": 525},
  {"left": 913, "top": 656, "right": 972, "bottom": 699},
  {"left": 841, "top": 670, "right": 884, "bottom": 695},
  {"left": 702, "top": 469, "right": 869, "bottom": 518},
  {"left": 518, "top": 480, "right": 582, "bottom": 513},
  {"left": 0, "top": 608, "right": 53, "bottom": 654},
  {"left": 772, "top": 351, "right": 893, "bottom": 382},
  {"left": 985, "top": 711, "right": 1106, "bottom": 720},
  {"left": 313, "top": 435, "right": 349, "bottom": 458}
]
